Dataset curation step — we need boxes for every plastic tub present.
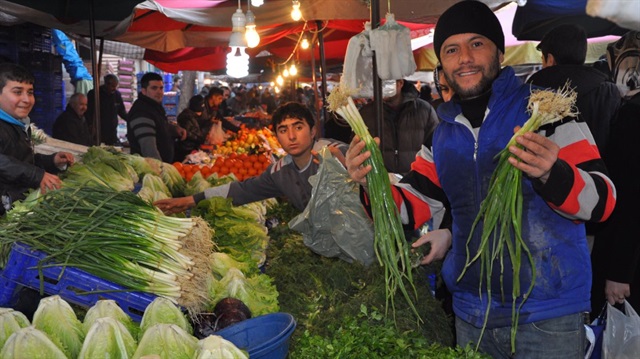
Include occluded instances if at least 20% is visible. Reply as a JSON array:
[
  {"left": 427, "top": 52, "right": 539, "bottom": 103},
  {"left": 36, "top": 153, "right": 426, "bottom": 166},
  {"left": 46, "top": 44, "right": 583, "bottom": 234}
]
[{"left": 215, "top": 312, "right": 296, "bottom": 359}]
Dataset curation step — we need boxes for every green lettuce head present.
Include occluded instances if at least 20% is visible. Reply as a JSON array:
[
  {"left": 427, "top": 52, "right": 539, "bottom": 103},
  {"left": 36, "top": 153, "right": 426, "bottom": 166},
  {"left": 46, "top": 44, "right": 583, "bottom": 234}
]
[
  {"left": 0, "top": 326, "right": 68, "bottom": 359},
  {"left": 32, "top": 295, "right": 85, "bottom": 358}
]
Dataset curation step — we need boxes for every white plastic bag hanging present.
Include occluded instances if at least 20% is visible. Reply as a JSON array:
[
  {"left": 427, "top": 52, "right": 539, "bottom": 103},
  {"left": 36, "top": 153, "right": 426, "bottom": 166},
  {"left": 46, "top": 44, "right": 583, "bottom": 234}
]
[
  {"left": 369, "top": 13, "right": 416, "bottom": 81},
  {"left": 341, "top": 22, "right": 396, "bottom": 98},
  {"left": 603, "top": 301, "right": 640, "bottom": 358}
]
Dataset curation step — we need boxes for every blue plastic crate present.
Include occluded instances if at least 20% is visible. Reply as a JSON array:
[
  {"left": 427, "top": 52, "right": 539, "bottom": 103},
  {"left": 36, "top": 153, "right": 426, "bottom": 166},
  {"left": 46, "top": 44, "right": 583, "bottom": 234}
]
[{"left": 0, "top": 243, "right": 156, "bottom": 322}]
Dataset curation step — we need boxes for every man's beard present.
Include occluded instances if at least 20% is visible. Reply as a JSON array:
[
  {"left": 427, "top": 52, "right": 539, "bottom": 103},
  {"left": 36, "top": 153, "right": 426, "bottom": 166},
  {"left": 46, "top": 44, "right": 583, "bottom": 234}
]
[{"left": 445, "top": 51, "right": 501, "bottom": 100}]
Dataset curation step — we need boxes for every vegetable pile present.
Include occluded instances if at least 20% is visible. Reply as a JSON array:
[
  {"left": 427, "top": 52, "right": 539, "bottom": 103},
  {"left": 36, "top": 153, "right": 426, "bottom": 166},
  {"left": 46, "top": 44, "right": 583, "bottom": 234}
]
[
  {"left": 457, "top": 84, "right": 578, "bottom": 352},
  {"left": 264, "top": 205, "right": 490, "bottom": 358},
  {"left": 0, "top": 185, "right": 214, "bottom": 312},
  {"left": 0, "top": 296, "right": 249, "bottom": 359}
]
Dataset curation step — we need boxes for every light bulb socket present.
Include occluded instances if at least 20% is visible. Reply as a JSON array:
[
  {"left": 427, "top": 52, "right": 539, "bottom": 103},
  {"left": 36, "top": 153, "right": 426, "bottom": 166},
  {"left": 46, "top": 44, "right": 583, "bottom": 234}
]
[
  {"left": 245, "top": 10, "right": 256, "bottom": 25},
  {"left": 229, "top": 30, "right": 247, "bottom": 47},
  {"left": 232, "top": 8, "right": 246, "bottom": 31}
]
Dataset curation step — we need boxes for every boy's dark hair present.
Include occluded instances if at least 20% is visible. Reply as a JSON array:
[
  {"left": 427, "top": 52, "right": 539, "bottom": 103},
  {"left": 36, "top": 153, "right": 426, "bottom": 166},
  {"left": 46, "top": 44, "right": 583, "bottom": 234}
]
[
  {"left": 537, "top": 24, "right": 588, "bottom": 65},
  {"left": 271, "top": 102, "right": 315, "bottom": 129},
  {"left": 206, "top": 86, "right": 223, "bottom": 99},
  {"left": 140, "top": 72, "right": 163, "bottom": 89},
  {"left": 0, "top": 63, "right": 34, "bottom": 90}
]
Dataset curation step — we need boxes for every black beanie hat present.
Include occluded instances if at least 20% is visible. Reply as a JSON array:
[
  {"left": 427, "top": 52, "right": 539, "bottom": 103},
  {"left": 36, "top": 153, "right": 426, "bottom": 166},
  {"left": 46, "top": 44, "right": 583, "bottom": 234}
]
[
  {"left": 433, "top": 1, "right": 505, "bottom": 61},
  {"left": 188, "top": 95, "right": 205, "bottom": 112}
]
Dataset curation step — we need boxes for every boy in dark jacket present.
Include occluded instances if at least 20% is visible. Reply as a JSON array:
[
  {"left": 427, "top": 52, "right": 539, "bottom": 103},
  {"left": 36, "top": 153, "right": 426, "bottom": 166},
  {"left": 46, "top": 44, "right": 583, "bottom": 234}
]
[{"left": 0, "top": 63, "right": 74, "bottom": 216}]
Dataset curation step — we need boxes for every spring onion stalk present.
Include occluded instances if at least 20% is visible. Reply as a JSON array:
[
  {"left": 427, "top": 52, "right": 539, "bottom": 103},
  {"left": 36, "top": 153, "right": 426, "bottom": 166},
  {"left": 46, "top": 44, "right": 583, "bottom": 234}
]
[
  {"left": 457, "top": 84, "right": 578, "bottom": 353},
  {"left": 0, "top": 185, "right": 213, "bottom": 312},
  {"left": 327, "top": 84, "right": 421, "bottom": 322}
]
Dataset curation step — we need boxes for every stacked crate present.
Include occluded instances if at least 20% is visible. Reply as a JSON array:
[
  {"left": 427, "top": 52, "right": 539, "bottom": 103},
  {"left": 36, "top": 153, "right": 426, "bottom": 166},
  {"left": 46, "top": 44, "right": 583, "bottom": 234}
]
[
  {"left": 117, "top": 59, "right": 136, "bottom": 112},
  {"left": 162, "top": 92, "right": 179, "bottom": 122}
]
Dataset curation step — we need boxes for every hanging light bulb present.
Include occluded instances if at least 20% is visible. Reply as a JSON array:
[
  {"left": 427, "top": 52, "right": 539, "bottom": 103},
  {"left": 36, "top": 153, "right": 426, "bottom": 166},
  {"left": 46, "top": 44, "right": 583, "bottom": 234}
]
[
  {"left": 227, "top": 46, "right": 249, "bottom": 78},
  {"left": 301, "top": 36, "right": 309, "bottom": 49},
  {"left": 289, "top": 63, "right": 298, "bottom": 76},
  {"left": 228, "top": 7, "right": 247, "bottom": 47},
  {"left": 251, "top": 0, "right": 263, "bottom": 6},
  {"left": 276, "top": 75, "right": 284, "bottom": 86},
  {"left": 291, "top": 0, "right": 302, "bottom": 21},
  {"left": 270, "top": 81, "right": 275, "bottom": 87},
  {"left": 227, "top": 1, "right": 249, "bottom": 78},
  {"left": 283, "top": 68, "right": 290, "bottom": 77},
  {"left": 245, "top": 9, "right": 260, "bottom": 48}
]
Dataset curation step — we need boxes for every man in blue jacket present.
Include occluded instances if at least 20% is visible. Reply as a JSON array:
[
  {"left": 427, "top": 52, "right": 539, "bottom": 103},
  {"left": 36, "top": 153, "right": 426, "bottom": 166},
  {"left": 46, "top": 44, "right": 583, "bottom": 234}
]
[{"left": 345, "top": 2, "right": 616, "bottom": 358}]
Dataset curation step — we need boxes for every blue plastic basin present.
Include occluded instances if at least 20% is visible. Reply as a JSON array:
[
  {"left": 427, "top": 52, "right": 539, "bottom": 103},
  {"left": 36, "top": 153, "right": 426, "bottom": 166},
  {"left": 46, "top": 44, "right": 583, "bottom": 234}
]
[{"left": 215, "top": 312, "right": 296, "bottom": 359}]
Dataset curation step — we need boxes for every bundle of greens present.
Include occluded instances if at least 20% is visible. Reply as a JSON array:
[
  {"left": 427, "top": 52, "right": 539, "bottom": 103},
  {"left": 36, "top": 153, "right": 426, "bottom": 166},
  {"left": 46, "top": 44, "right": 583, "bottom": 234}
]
[
  {"left": 327, "top": 83, "right": 419, "bottom": 321},
  {"left": 0, "top": 327, "right": 68, "bottom": 359},
  {"left": 81, "top": 146, "right": 139, "bottom": 183},
  {"left": 61, "top": 162, "right": 135, "bottom": 191},
  {"left": 184, "top": 171, "right": 212, "bottom": 196},
  {"left": 137, "top": 174, "right": 172, "bottom": 203},
  {"left": 32, "top": 295, "right": 85, "bottom": 358},
  {"left": 264, "top": 219, "right": 456, "bottom": 356},
  {"left": 79, "top": 317, "right": 137, "bottom": 359},
  {"left": 0, "top": 309, "right": 30, "bottom": 349},
  {"left": 139, "top": 297, "right": 193, "bottom": 340},
  {"left": 0, "top": 186, "right": 214, "bottom": 312},
  {"left": 193, "top": 335, "right": 248, "bottom": 359},
  {"left": 133, "top": 323, "right": 198, "bottom": 359},
  {"left": 207, "top": 267, "right": 279, "bottom": 316},
  {"left": 82, "top": 299, "right": 138, "bottom": 338},
  {"left": 192, "top": 197, "right": 269, "bottom": 265},
  {"left": 457, "top": 84, "right": 578, "bottom": 352}
]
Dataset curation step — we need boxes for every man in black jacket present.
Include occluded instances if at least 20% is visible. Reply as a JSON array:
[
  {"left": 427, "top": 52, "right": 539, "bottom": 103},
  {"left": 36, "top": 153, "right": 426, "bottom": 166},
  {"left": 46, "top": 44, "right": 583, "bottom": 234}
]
[
  {"left": 86, "top": 74, "right": 128, "bottom": 145},
  {"left": 127, "top": 72, "right": 186, "bottom": 163},
  {"left": 527, "top": 24, "right": 621, "bottom": 153},
  {"left": 52, "top": 93, "right": 92, "bottom": 146}
]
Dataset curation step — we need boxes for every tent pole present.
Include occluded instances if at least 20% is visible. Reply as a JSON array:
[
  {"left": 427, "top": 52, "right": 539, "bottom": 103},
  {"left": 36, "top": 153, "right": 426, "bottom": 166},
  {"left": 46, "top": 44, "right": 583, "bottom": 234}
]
[
  {"left": 316, "top": 20, "right": 328, "bottom": 138},
  {"left": 89, "top": 0, "right": 101, "bottom": 146},
  {"left": 310, "top": 33, "right": 319, "bottom": 129},
  {"left": 370, "top": 0, "right": 383, "bottom": 149}
]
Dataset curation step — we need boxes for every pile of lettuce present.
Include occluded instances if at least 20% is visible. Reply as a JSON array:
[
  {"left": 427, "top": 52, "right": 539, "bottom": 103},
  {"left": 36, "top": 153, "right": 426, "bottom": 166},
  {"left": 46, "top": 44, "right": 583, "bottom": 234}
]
[
  {"left": 0, "top": 296, "right": 248, "bottom": 359},
  {"left": 193, "top": 197, "right": 270, "bottom": 265}
]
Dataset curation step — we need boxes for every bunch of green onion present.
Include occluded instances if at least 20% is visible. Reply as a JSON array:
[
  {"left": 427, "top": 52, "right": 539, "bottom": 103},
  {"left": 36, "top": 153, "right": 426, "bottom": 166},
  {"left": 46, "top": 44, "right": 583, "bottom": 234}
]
[
  {"left": 0, "top": 186, "right": 212, "bottom": 311},
  {"left": 457, "top": 84, "right": 578, "bottom": 353},
  {"left": 327, "top": 84, "right": 420, "bottom": 321}
]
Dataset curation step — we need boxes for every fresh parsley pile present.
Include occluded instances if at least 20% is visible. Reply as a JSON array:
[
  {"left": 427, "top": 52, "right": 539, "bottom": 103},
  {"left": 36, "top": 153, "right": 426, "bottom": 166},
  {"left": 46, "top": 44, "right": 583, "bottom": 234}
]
[{"left": 264, "top": 202, "right": 490, "bottom": 358}]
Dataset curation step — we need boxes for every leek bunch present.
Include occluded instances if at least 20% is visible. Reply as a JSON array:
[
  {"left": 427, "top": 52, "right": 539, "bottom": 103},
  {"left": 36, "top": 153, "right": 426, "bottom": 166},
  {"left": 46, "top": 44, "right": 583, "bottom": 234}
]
[
  {"left": 327, "top": 84, "right": 420, "bottom": 321},
  {"left": 457, "top": 84, "right": 578, "bottom": 353},
  {"left": 0, "top": 186, "right": 213, "bottom": 311}
]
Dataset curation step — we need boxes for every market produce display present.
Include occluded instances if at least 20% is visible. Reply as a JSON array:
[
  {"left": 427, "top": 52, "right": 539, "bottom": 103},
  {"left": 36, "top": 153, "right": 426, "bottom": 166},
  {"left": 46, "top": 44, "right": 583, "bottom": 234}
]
[
  {"left": 0, "top": 296, "right": 248, "bottom": 359},
  {"left": 0, "top": 130, "right": 491, "bottom": 356},
  {"left": 181, "top": 125, "right": 283, "bottom": 182},
  {"left": 0, "top": 185, "right": 213, "bottom": 312},
  {"left": 264, "top": 204, "right": 490, "bottom": 358},
  {"left": 0, "top": 144, "right": 279, "bottom": 322}
]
